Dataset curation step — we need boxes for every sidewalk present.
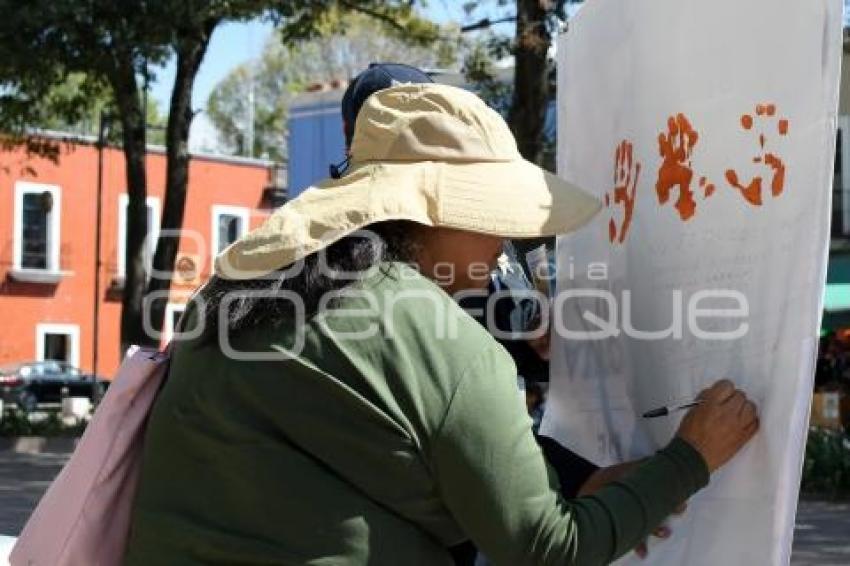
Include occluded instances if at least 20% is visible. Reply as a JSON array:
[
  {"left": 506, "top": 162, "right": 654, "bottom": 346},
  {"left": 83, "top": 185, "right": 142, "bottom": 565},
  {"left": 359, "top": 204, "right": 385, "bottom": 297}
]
[
  {"left": 0, "top": 450, "right": 69, "bottom": 535},
  {"left": 0, "top": 450, "right": 848, "bottom": 563},
  {"left": 792, "top": 499, "right": 850, "bottom": 565}
]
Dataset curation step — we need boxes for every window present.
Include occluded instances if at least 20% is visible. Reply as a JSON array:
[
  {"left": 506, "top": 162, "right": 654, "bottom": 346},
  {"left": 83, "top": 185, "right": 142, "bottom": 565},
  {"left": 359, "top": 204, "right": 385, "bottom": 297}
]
[
  {"left": 36, "top": 323, "right": 80, "bottom": 368},
  {"left": 58, "top": 362, "right": 81, "bottom": 376},
  {"left": 12, "top": 182, "right": 62, "bottom": 281},
  {"left": 211, "top": 205, "right": 250, "bottom": 256},
  {"left": 20, "top": 361, "right": 62, "bottom": 380},
  {"left": 44, "top": 333, "right": 69, "bottom": 361},
  {"left": 117, "top": 194, "right": 161, "bottom": 279},
  {"left": 22, "top": 193, "right": 49, "bottom": 268}
]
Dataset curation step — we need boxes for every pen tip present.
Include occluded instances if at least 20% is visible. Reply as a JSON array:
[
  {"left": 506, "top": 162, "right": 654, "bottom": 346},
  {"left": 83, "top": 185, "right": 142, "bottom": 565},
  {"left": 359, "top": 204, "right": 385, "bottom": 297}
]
[{"left": 642, "top": 407, "right": 667, "bottom": 419}]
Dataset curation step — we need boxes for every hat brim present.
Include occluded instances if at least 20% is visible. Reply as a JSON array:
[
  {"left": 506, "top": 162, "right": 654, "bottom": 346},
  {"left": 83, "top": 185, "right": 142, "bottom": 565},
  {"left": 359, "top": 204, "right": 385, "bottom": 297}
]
[{"left": 215, "top": 159, "right": 601, "bottom": 280}]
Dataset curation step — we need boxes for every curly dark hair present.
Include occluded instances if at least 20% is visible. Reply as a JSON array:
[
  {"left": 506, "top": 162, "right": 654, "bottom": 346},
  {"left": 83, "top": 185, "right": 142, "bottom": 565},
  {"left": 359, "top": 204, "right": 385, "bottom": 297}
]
[{"left": 191, "top": 220, "right": 422, "bottom": 345}]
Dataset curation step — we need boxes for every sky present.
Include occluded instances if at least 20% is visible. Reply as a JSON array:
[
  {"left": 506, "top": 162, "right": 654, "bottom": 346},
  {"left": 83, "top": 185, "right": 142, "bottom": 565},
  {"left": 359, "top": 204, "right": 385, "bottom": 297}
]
[
  {"left": 152, "top": 0, "right": 844, "bottom": 152},
  {"left": 149, "top": 1, "right": 516, "bottom": 111},
  {"left": 149, "top": 19, "right": 273, "bottom": 152},
  {"left": 149, "top": 1, "right": 526, "bottom": 151},
  {"left": 149, "top": 19, "right": 272, "bottom": 113},
  {"left": 147, "top": 1, "right": 581, "bottom": 152}
]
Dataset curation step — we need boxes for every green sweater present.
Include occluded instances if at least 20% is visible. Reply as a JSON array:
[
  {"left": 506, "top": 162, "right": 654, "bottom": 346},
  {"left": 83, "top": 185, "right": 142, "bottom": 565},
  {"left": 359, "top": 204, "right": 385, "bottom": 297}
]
[{"left": 124, "top": 262, "right": 708, "bottom": 566}]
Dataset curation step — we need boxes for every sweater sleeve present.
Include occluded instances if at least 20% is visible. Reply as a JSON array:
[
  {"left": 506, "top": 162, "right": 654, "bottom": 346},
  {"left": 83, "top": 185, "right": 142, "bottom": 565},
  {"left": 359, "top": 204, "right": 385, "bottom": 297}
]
[{"left": 430, "top": 344, "right": 709, "bottom": 566}]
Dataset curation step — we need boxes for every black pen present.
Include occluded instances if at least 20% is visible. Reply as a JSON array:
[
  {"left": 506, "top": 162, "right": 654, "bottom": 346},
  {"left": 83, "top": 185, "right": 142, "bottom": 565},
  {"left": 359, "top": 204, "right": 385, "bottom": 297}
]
[{"left": 642, "top": 400, "right": 702, "bottom": 419}]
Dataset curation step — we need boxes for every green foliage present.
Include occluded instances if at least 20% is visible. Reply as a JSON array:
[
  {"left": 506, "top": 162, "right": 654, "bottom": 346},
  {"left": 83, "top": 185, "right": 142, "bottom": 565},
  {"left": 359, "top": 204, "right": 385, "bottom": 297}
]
[
  {"left": 207, "top": 10, "right": 458, "bottom": 160},
  {"left": 0, "top": 0, "right": 286, "bottom": 155},
  {"left": 276, "top": 1, "right": 442, "bottom": 47},
  {"left": 14, "top": 72, "right": 166, "bottom": 144},
  {"left": 462, "top": 33, "right": 513, "bottom": 111},
  {"left": 143, "top": 97, "right": 168, "bottom": 146},
  {"left": 0, "top": 1, "right": 448, "bottom": 158},
  {"left": 207, "top": 63, "right": 284, "bottom": 159},
  {"left": 458, "top": 0, "right": 574, "bottom": 165},
  {"left": 0, "top": 409, "right": 87, "bottom": 438},
  {"left": 802, "top": 427, "right": 850, "bottom": 498},
  {"left": 0, "top": 0, "right": 171, "bottom": 158},
  {"left": 459, "top": 0, "right": 572, "bottom": 32},
  {"left": 458, "top": 0, "right": 570, "bottom": 101},
  {"left": 30, "top": 74, "right": 110, "bottom": 134},
  {"left": 0, "top": 0, "right": 448, "bottom": 350}
]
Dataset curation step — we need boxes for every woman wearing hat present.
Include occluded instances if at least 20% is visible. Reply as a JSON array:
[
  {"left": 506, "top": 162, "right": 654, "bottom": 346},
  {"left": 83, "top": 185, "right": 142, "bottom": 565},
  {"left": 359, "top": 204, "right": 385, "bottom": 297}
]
[{"left": 124, "top": 84, "right": 758, "bottom": 565}]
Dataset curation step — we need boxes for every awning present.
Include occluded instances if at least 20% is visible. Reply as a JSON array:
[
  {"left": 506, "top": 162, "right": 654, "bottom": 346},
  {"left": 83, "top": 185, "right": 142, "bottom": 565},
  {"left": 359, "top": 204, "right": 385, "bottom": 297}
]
[
  {"left": 822, "top": 251, "right": 850, "bottom": 330},
  {"left": 823, "top": 284, "right": 850, "bottom": 330},
  {"left": 825, "top": 283, "right": 850, "bottom": 311}
]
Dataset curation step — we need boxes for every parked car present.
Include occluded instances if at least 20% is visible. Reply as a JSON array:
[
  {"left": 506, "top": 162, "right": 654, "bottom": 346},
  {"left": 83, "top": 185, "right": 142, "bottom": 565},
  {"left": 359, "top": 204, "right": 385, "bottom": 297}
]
[{"left": 0, "top": 361, "right": 108, "bottom": 413}]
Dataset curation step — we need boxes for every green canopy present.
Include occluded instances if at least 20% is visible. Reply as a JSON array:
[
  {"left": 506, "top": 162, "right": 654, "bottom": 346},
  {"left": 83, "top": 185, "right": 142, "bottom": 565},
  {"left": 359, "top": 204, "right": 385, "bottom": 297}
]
[
  {"left": 824, "top": 283, "right": 850, "bottom": 311},
  {"left": 823, "top": 252, "right": 850, "bottom": 331}
]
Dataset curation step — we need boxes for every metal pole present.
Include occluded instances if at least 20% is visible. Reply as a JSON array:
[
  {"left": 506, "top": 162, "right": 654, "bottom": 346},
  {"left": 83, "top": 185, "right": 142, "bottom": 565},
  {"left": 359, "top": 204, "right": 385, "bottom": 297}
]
[{"left": 92, "top": 112, "right": 109, "bottom": 378}]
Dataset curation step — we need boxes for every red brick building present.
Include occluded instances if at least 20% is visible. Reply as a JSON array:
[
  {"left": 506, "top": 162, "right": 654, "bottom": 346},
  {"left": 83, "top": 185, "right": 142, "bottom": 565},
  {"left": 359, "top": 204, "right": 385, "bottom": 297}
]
[{"left": 0, "top": 134, "right": 280, "bottom": 377}]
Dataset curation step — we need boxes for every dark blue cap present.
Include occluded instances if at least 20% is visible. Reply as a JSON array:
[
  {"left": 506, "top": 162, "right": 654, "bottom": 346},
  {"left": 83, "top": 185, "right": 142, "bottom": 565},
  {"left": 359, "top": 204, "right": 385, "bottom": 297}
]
[{"left": 341, "top": 62, "right": 434, "bottom": 149}]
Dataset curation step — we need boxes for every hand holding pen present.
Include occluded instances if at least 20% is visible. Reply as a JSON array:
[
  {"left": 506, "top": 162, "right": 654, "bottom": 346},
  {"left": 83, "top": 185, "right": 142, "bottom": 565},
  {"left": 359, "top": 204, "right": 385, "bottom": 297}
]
[{"left": 667, "top": 380, "right": 759, "bottom": 473}]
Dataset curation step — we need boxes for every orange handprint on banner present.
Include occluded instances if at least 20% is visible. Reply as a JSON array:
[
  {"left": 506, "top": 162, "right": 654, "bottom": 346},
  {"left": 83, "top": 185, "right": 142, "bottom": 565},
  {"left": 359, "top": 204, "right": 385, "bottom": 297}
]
[
  {"left": 655, "top": 113, "right": 705, "bottom": 221},
  {"left": 725, "top": 103, "right": 789, "bottom": 206},
  {"left": 605, "top": 140, "right": 640, "bottom": 244}
]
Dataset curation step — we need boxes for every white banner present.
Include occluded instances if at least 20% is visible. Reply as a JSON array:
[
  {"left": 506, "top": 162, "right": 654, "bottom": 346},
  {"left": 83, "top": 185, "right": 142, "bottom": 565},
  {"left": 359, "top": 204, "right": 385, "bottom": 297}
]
[{"left": 542, "top": 1, "right": 843, "bottom": 564}]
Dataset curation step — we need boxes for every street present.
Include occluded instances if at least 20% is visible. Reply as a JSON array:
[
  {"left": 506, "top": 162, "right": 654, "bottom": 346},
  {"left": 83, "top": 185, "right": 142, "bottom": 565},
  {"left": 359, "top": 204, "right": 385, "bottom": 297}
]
[
  {"left": 792, "top": 499, "right": 850, "bottom": 566},
  {"left": 0, "top": 451, "right": 69, "bottom": 536},
  {"left": 0, "top": 450, "right": 848, "bottom": 564}
]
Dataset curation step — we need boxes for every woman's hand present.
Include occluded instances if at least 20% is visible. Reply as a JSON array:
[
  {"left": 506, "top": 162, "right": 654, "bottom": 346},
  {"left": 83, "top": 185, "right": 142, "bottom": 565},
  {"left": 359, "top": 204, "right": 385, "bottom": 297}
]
[
  {"left": 574, "top": 379, "right": 758, "bottom": 560},
  {"left": 675, "top": 379, "right": 760, "bottom": 473}
]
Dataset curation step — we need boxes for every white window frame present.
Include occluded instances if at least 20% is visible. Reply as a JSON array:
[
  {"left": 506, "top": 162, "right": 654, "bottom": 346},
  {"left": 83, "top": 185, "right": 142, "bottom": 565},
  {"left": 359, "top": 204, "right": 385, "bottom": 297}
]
[
  {"left": 838, "top": 115, "right": 850, "bottom": 235},
  {"left": 35, "top": 323, "right": 80, "bottom": 369},
  {"left": 117, "top": 193, "right": 161, "bottom": 280},
  {"left": 211, "top": 205, "right": 250, "bottom": 256},
  {"left": 163, "top": 302, "right": 187, "bottom": 345},
  {"left": 12, "top": 181, "right": 64, "bottom": 283}
]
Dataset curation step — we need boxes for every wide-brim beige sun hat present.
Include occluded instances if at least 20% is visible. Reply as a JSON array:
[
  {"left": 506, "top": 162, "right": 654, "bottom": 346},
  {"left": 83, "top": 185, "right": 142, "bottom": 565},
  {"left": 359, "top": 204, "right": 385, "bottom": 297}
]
[{"left": 215, "top": 83, "right": 601, "bottom": 280}]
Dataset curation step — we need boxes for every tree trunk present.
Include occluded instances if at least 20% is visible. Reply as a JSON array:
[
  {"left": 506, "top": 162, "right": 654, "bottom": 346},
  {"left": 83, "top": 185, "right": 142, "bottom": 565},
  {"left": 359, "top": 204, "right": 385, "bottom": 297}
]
[
  {"left": 145, "top": 21, "right": 217, "bottom": 340},
  {"left": 508, "top": 1, "right": 559, "bottom": 268},
  {"left": 111, "top": 62, "right": 152, "bottom": 353},
  {"left": 508, "top": 0, "right": 552, "bottom": 166}
]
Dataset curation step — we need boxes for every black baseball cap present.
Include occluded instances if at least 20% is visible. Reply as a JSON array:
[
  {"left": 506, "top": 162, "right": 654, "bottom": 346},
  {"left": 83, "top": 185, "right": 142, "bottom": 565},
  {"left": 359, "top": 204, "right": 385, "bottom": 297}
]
[{"left": 341, "top": 63, "right": 434, "bottom": 149}]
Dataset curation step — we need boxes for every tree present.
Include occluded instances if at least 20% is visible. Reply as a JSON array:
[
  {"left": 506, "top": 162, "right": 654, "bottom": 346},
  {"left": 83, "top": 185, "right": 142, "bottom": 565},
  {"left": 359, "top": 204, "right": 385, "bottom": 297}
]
[
  {"left": 15, "top": 72, "right": 166, "bottom": 145},
  {"left": 0, "top": 1, "right": 441, "bottom": 355},
  {"left": 0, "top": 1, "right": 172, "bottom": 354},
  {"left": 461, "top": 34, "right": 514, "bottom": 113},
  {"left": 208, "top": 11, "right": 457, "bottom": 160},
  {"left": 459, "top": 0, "right": 571, "bottom": 167},
  {"left": 509, "top": 0, "right": 563, "bottom": 166},
  {"left": 144, "top": 2, "right": 441, "bottom": 352},
  {"left": 458, "top": 1, "right": 574, "bottom": 264}
]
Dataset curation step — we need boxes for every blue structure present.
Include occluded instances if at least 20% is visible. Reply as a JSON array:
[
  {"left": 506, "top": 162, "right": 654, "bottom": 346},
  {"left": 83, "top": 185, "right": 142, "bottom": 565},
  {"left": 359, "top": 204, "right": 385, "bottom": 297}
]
[
  {"left": 286, "top": 70, "right": 557, "bottom": 199},
  {"left": 287, "top": 89, "right": 346, "bottom": 199}
]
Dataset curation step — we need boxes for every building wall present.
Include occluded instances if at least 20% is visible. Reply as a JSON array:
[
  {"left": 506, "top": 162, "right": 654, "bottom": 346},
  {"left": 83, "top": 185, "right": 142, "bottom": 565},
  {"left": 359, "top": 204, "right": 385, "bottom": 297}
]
[
  {"left": 288, "top": 91, "right": 346, "bottom": 199},
  {"left": 0, "top": 140, "right": 272, "bottom": 377},
  {"left": 286, "top": 68, "right": 535, "bottom": 199}
]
